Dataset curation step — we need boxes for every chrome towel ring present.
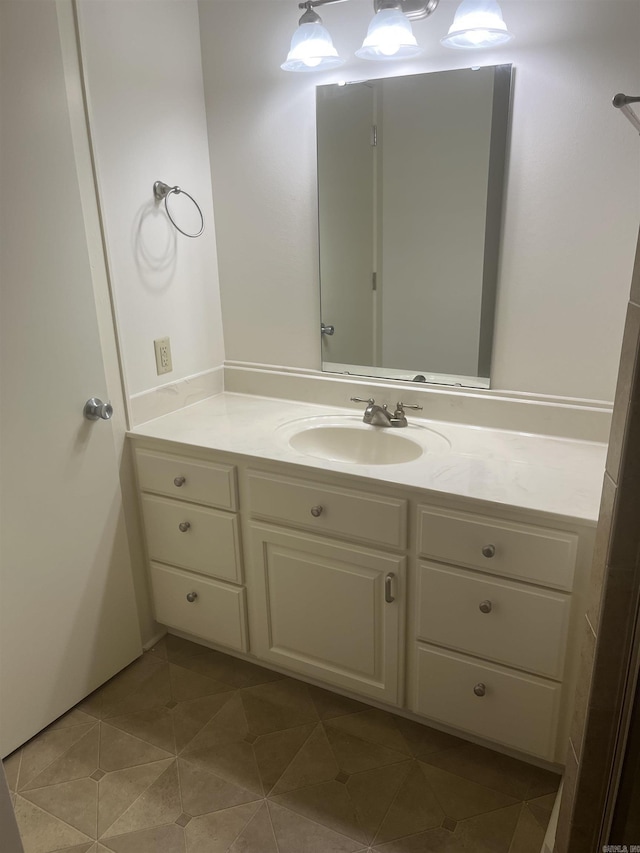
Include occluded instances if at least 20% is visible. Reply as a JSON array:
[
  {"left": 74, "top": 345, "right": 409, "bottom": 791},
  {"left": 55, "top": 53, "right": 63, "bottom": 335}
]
[{"left": 153, "top": 180, "right": 204, "bottom": 238}]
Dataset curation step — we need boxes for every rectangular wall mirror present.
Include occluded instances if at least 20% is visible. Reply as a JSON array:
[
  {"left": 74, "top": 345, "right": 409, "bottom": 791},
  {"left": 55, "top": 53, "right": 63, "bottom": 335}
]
[{"left": 317, "top": 64, "right": 512, "bottom": 389}]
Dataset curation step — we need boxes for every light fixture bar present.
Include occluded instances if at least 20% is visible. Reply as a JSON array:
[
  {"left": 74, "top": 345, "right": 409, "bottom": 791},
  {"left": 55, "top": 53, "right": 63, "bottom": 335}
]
[
  {"left": 613, "top": 93, "right": 640, "bottom": 135},
  {"left": 296, "top": 0, "right": 349, "bottom": 9},
  {"left": 297, "top": 0, "right": 439, "bottom": 18},
  {"left": 373, "top": 0, "right": 439, "bottom": 21}
]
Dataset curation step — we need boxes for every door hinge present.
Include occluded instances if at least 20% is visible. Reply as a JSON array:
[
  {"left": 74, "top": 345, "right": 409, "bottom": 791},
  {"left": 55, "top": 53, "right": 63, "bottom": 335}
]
[
  {"left": 372, "top": 272, "right": 377, "bottom": 291},
  {"left": 371, "top": 125, "right": 377, "bottom": 147}
]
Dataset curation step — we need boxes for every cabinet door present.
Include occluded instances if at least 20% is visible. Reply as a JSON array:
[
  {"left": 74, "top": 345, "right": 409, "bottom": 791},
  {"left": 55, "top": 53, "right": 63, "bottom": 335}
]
[{"left": 248, "top": 524, "right": 405, "bottom": 705}]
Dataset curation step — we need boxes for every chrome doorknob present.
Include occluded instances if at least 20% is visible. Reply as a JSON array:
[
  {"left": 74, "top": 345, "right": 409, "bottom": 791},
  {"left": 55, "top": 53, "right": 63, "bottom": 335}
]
[{"left": 83, "top": 397, "right": 113, "bottom": 421}]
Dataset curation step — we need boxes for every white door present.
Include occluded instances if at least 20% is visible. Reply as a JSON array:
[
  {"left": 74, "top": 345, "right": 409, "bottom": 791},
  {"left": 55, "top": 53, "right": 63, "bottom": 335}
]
[
  {"left": 248, "top": 524, "right": 404, "bottom": 705},
  {"left": 0, "top": 0, "right": 142, "bottom": 756}
]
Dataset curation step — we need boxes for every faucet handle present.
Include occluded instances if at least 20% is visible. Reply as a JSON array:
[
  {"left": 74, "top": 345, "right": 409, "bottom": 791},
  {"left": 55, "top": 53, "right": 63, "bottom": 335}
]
[
  {"left": 350, "top": 397, "right": 375, "bottom": 405},
  {"left": 396, "top": 401, "right": 423, "bottom": 411}
]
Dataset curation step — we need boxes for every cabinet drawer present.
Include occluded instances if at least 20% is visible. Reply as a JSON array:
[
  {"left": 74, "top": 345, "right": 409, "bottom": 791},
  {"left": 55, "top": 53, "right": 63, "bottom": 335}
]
[
  {"left": 150, "top": 563, "right": 247, "bottom": 652},
  {"left": 135, "top": 448, "right": 237, "bottom": 510},
  {"left": 141, "top": 494, "right": 242, "bottom": 583},
  {"left": 418, "top": 506, "right": 577, "bottom": 590},
  {"left": 416, "top": 562, "right": 570, "bottom": 679},
  {"left": 413, "top": 644, "right": 561, "bottom": 761},
  {"left": 248, "top": 471, "right": 407, "bottom": 550}
]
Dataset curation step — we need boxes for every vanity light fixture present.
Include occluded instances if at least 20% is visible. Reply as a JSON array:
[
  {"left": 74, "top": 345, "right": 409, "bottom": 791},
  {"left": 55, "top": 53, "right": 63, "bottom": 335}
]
[
  {"left": 441, "top": 0, "right": 512, "bottom": 49},
  {"left": 281, "top": 0, "right": 439, "bottom": 72},
  {"left": 281, "top": 1, "right": 345, "bottom": 72},
  {"left": 355, "top": 0, "right": 423, "bottom": 61}
]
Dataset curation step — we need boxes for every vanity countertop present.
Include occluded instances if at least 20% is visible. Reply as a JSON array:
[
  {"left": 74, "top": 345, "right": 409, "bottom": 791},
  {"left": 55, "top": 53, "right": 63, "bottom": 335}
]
[{"left": 128, "top": 392, "right": 607, "bottom": 525}]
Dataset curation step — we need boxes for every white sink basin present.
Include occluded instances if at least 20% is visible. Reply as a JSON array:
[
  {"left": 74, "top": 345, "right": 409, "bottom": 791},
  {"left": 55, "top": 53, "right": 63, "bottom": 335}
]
[{"left": 278, "top": 415, "right": 450, "bottom": 465}]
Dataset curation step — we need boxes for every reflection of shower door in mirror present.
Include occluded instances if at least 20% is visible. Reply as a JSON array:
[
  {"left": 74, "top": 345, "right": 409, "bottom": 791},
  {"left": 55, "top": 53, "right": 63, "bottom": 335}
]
[{"left": 318, "top": 83, "right": 376, "bottom": 367}]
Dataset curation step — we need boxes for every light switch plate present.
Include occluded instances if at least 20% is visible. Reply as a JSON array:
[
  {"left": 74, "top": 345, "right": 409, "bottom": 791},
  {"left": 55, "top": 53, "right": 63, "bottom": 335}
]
[{"left": 154, "top": 337, "right": 172, "bottom": 375}]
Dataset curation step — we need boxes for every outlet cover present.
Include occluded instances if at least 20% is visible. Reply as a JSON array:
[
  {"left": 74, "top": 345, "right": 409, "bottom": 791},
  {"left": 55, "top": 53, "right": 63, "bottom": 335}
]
[{"left": 154, "top": 337, "right": 172, "bottom": 375}]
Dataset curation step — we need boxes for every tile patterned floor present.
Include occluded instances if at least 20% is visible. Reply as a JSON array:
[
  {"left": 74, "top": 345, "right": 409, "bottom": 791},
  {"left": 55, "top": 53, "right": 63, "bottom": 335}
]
[{"left": 4, "top": 635, "right": 560, "bottom": 853}]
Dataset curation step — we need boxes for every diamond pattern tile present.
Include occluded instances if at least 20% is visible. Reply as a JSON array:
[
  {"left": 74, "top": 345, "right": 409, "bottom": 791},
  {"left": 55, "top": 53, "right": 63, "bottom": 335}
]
[{"left": 8, "top": 640, "right": 560, "bottom": 853}]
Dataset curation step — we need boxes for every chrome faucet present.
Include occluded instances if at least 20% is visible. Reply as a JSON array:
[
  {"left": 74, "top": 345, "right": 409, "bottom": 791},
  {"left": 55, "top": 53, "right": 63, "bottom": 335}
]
[
  {"left": 350, "top": 397, "right": 423, "bottom": 428},
  {"left": 351, "top": 397, "right": 392, "bottom": 426}
]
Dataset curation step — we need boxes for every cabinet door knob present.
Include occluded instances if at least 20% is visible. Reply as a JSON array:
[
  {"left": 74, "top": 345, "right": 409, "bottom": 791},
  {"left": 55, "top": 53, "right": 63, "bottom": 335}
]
[
  {"left": 186, "top": 592, "right": 198, "bottom": 603},
  {"left": 479, "top": 600, "right": 492, "bottom": 614},
  {"left": 385, "top": 573, "right": 396, "bottom": 604},
  {"left": 178, "top": 521, "right": 191, "bottom": 533},
  {"left": 481, "top": 544, "right": 496, "bottom": 558},
  {"left": 310, "top": 505, "right": 323, "bottom": 518},
  {"left": 174, "top": 476, "right": 186, "bottom": 487},
  {"left": 473, "top": 683, "right": 486, "bottom": 697}
]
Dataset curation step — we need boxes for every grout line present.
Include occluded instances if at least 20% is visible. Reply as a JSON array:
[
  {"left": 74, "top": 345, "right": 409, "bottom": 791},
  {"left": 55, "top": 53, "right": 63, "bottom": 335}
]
[
  {"left": 368, "top": 759, "right": 414, "bottom": 847},
  {"left": 176, "top": 690, "right": 241, "bottom": 758},
  {"left": 13, "top": 792, "right": 96, "bottom": 845},
  {"left": 268, "top": 798, "right": 368, "bottom": 848},
  {"left": 262, "top": 722, "right": 321, "bottom": 798},
  {"left": 227, "top": 800, "right": 264, "bottom": 850},
  {"left": 17, "top": 722, "right": 98, "bottom": 793},
  {"left": 506, "top": 802, "right": 527, "bottom": 853},
  {"left": 97, "top": 760, "right": 177, "bottom": 842},
  {"left": 266, "top": 799, "right": 282, "bottom": 853},
  {"left": 8, "top": 750, "right": 23, "bottom": 794},
  {"left": 175, "top": 746, "right": 184, "bottom": 821}
]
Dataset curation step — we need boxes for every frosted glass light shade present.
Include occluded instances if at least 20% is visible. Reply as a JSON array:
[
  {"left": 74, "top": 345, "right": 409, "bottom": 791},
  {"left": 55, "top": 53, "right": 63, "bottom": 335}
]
[
  {"left": 281, "top": 20, "right": 345, "bottom": 72},
  {"left": 441, "top": 0, "right": 512, "bottom": 49},
  {"left": 355, "top": 7, "right": 423, "bottom": 61}
]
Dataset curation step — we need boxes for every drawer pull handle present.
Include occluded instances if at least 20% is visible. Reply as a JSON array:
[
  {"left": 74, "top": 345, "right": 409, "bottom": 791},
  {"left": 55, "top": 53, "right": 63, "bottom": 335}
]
[
  {"left": 385, "top": 573, "right": 395, "bottom": 604},
  {"left": 178, "top": 521, "right": 191, "bottom": 533},
  {"left": 310, "top": 505, "right": 323, "bottom": 518},
  {"left": 186, "top": 592, "right": 198, "bottom": 603},
  {"left": 174, "top": 476, "right": 186, "bottom": 487},
  {"left": 473, "top": 682, "right": 486, "bottom": 697},
  {"left": 481, "top": 544, "right": 496, "bottom": 558},
  {"left": 479, "top": 600, "right": 492, "bottom": 614}
]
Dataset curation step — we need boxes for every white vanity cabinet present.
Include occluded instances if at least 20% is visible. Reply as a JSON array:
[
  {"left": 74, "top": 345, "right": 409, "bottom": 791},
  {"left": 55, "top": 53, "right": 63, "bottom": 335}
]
[
  {"left": 410, "top": 505, "right": 580, "bottom": 762},
  {"left": 134, "top": 448, "right": 248, "bottom": 652},
  {"left": 130, "top": 436, "right": 594, "bottom": 767},
  {"left": 246, "top": 471, "right": 407, "bottom": 705}
]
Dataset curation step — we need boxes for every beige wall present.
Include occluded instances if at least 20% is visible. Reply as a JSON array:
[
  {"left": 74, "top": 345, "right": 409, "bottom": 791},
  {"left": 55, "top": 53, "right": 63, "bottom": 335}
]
[
  {"left": 77, "top": 0, "right": 225, "bottom": 404},
  {"left": 199, "top": 0, "right": 639, "bottom": 402}
]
